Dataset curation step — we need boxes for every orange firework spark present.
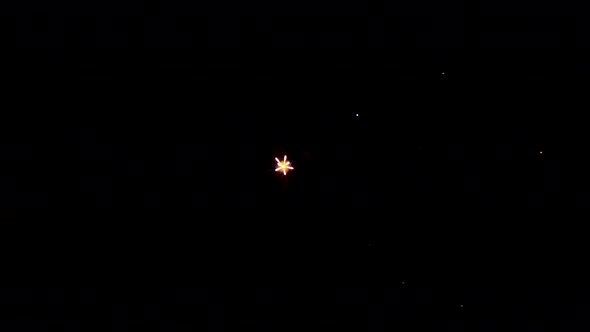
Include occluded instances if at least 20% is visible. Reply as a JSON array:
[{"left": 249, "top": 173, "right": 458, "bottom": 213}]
[{"left": 275, "top": 155, "right": 294, "bottom": 175}]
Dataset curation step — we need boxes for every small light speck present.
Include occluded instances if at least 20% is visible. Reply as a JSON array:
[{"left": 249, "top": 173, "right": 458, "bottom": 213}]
[
  {"left": 401, "top": 281, "right": 405, "bottom": 285},
  {"left": 460, "top": 305, "right": 464, "bottom": 308},
  {"left": 540, "top": 151, "right": 543, "bottom": 154},
  {"left": 356, "top": 114, "right": 359, "bottom": 117}
]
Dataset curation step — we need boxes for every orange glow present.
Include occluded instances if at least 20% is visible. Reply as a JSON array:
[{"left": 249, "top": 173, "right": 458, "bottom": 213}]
[{"left": 275, "top": 155, "right": 294, "bottom": 175}]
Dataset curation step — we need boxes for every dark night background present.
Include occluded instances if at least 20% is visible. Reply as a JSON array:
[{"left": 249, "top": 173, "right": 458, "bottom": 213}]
[
  {"left": 1, "top": 1, "right": 590, "bottom": 208},
  {"left": 0, "top": 287, "right": 588, "bottom": 332},
  {"left": 1, "top": 0, "right": 590, "bottom": 331}
]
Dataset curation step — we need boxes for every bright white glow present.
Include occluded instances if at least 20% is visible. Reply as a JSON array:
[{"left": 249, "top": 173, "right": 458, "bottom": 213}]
[{"left": 275, "top": 155, "right": 294, "bottom": 175}]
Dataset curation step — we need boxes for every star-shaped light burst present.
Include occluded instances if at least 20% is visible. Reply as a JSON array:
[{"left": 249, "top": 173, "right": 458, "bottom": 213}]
[{"left": 275, "top": 155, "right": 294, "bottom": 175}]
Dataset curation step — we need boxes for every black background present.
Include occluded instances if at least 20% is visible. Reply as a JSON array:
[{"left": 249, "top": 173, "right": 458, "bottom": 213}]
[
  {"left": 0, "top": 288, "right": 589, "bottom": 331},
  {"left": 2, "top": 1, "right": 589, "bottom": 207},
  {"left": 0, "top": 72, "right": 587, "bottom": 208},
  {"left": 1, "top": 1, "right": 590, "bottom": 331}
]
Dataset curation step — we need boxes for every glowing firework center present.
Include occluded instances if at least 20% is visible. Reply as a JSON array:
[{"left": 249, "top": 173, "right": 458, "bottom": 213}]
[{"left": 275, "top": 155, "right": 294, "bottom": 175}]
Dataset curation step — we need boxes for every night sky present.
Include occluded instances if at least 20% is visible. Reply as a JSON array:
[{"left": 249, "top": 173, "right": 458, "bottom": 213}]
[
  {"left": 2, "top": 3, "right": 589, "bottom": 207},
  {"left": 1, "top": 1, "right": 590, "bottom": 331},
  {"left": 0, "top": 287, "right": 589, "bottom": 331},
  {"left": 1, "top": 78, "right": 588, "bottom": 208}
]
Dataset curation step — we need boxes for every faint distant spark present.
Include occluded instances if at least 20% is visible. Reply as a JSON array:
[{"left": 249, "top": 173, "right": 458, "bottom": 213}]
[{"left": 275, "top": 155, "right": 294, "bottom": 175}]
